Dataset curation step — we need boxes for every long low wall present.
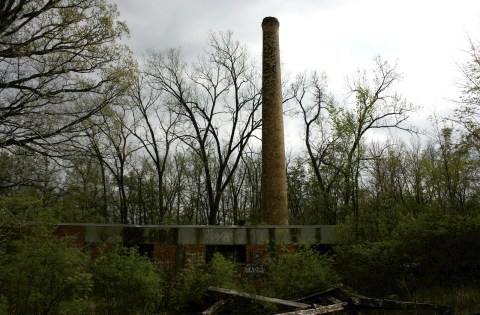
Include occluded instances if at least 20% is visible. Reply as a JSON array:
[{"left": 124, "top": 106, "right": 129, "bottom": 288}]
[{"left": 55, "top": 224, "right": 337, "bottom": 270}]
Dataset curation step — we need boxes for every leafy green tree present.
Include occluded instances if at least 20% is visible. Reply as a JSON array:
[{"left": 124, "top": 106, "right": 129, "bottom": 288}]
[
  {"left": 422, "top": 126, "right": 480, "bottom": 213},
  {"left": 360, "top": 138, "right": 439, "bottom": 239},
  {"left": 340, "top": 57, "right": 416, "bottom": 234},
  {"left": 0, "top": 148, "right": 65, "bottom": 228},
  {"left": 0, "top": 0, "right": 132, "bottom": 151},
  {"left": 0, "top": 234, "right": 92, "bottom": 315},
  {"left": 290, "top": 57, "right": 416, "bottom": 231},
  {"left": 92, "top": 245, "right": 161, "bottom": 315},
  {"left": 456, "top": 35, "right": 480, "bottom": 141},
  {"left": 0, "top": 150, "right": 40, "bottom": 191},
  {"left": 60, "top": 154, "right": 111, "bottom": 222}
]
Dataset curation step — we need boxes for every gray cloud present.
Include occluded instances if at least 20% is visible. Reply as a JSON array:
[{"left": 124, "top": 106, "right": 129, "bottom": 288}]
[{"left": 111, "top": 0, "right": 480, "bottom": 130}]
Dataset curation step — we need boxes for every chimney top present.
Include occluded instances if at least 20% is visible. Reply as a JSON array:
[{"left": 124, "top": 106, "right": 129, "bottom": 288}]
[{"left": 262, "top": 16, "right": 279, "bottom": 27}]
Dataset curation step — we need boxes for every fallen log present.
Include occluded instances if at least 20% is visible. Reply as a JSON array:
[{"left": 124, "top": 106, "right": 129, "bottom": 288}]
[
  {"left": 294, "top": 283, "right": 344, "bottom": 302},
  {"left": 326, "top": 296, "right": 342, "bottom": 304},
  {"left": 276, "top": 302, "right": 348, "bottom": 315},
  {"left": 349, "top": 296, "right": 454, "bottom": 314},
  {"left": 207, "top": 286, "right": 310, "bottom": 310},
  {"left": 202, "top": 299, "right": 227, "bottom": 315}
]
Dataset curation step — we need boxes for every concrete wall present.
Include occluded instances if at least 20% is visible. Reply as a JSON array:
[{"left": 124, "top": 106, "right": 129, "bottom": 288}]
[
  {"left": 66, "top": 224, "right": 337, "bottom": 245},
  {"left": 56, "top": 224, "right": 337, "bottom": 271}
]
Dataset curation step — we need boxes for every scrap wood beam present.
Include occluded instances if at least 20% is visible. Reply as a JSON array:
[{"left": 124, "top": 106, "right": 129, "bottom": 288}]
[
  {"left": 294, "top": 283, "right": 344, "bottom": 302},
  {"left": 276, "top": 302, "right": 349, "bottom": 315},
  {"left": 207, "top": 286, "right": 310, "bottom": 310},
  {"left": 349, "top": 296, "right": 454, "bottom": 314},
  {"left": 202, "top": 299, "right": 227, "bottom": 315}
]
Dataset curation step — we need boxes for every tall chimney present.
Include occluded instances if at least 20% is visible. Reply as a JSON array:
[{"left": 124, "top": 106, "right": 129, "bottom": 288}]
[{"left": 261, "top": 17, "right": 288, "bottom": 225}]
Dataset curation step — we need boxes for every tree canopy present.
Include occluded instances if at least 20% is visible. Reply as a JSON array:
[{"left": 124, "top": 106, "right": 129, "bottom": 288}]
[{"left": 0, "top": 0, "right": 131, "bottom": 151}]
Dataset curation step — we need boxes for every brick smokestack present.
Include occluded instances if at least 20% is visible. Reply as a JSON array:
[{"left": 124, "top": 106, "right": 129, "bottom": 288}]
[{"left": 261, "top": 17, "right": 288, "bottom": 225}]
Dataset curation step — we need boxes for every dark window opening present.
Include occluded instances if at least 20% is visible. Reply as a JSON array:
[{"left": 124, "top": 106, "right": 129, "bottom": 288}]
[
  {"left": 122, "top": 242, "right": 154, "bottom": 259},
  {"left": 137, "top": 244, "right": 154, "bottom": 259},
  {"left": 310, "top": 244, "right": 335, "bottom": 256}
]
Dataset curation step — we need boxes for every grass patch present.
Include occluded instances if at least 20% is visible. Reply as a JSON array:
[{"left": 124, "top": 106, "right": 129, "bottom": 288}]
[{"left": 413, "top": 284, "right": 480, "bottom": 314}]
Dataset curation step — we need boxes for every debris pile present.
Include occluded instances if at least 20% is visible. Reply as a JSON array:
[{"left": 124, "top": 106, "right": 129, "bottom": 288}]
[{"left": 203, "top": 283, "right": 453, "bottom": 315}]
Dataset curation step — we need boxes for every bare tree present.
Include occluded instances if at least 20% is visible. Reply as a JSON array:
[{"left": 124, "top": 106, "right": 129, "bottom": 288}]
[
  {"left": 127, "top": 71, "right": 179, "bottom": 223},
  {"left": 84, "top": 103, "right": 138, "bottom": 224},
  {"left": 145, "top": 31, "right": 261, "bottom": 225},
  {"left": 289, "top": 71, "right": 341, "bottom": 224},
  {"left": 239, "top": 147, "right": 262, "bottom": 224},
  {"left": 0, "top": 0, "right": 131, "bottom": 151}
]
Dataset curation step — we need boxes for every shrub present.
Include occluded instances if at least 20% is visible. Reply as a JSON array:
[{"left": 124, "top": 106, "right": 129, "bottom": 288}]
[
  {"left": 336, "top": 210, "right": 480, "bottom": 296},
  {"left": 263, "top": 246, "right": 339, "bottom": 298},
  {"left": 92, "top": 245, "right": 162, "bottom": 315},
  {"left": 0, "top": 235, "right": 92, "bottom": 315},
  {"left": 336, "top": 239, "right": 412, "bottom": 296},
  {"left": 168, "top": 256, "right": 212, "bottom": 311},
  {"left": 164, "top": 253, "right": 240, "bottom": 312},
  {"left": 210, "top": 253, "right": 240, "bottom": 288}
]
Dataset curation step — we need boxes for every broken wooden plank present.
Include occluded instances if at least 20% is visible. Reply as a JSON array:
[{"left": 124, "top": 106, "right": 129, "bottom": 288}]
[
  {"left": 207, "top": 286, "right": 310, "bottom": 310},
  {"left": 276, "top": 302, "right": 349, "bottom": 315},
  {"left": 294, "top": 283, "right": 344, "bottom": 302},
  {"left": 349, "top": 296, "right": 453, "bottom": 313},
  {"left": 326, "top": 296, "right": 342, "bottom": 304},
  {"left": 201, "top": 299, "right": 227, "bottom": 315}
]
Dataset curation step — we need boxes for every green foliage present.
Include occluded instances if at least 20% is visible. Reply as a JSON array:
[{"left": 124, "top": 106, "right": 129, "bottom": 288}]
[
  {"left": 59, "top": 155, "right": 109, "bottom": 223},
  {"left": 91, "top": 245, "right": 162, "bottom": 315},
  {"left": 0, "top": 191, "right": 43, "bottom": 217},
  {"left": 337, "top": 210, "right": 480, "bottom": 297},
  {"left": 164, "top": 253, "right": 240, "bottom": 312},
  {"left": 168, "top": 258, "right": 213, "bottom": 310},
  {"left": 0, "top": 235, "right": 92, "bottom": 315},
  {"left": 209, "top": 252, "right": 240, "bottom": 288},
  {"left": 163, "top": 249, "right": 338, "bottom": 313},
  {"left": 396, "top": 211, "right": 480, "bottom": 286},
  {"left": 263, "top": 246, "right": 339, "bottom": 298},
  {"left": 1, "top": 0, "right": 132, "bottom": 150},
  {"left": 336, "top": 238, "right": 409, "bottom": 296},
  {"left": 414, "top": 284, "right": 480, "bottom": 315}
]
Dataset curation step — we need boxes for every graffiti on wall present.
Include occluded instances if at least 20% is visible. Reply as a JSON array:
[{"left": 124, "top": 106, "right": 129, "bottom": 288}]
[
  {"left": 147, "top": 228, "right": 177, "bottom": 244},
  {"left": 245, "top": 248, "right": 266, "bottom": 274},
  {"left": 205, "top": 229, "right": 233, "bottom": 244},
  {"left": 184, "top": 244, "right": 206, "bottom": 265}
]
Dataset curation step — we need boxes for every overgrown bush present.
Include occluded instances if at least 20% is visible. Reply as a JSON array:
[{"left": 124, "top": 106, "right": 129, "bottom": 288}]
[
  {"left": 0, "top": 234, "right": 92, "bottom": 315},
  {"left": 164, "top": 253, "right": 240, "bottom": 312},
  {"left": 163, "top": 249, "right": 338, "bottom": 313},
  {"left": 336, "top": 210, "right": 480, "bottom": 296},
  {"left": 336, "top": 239, "right": 411, "bottom": 296},
  {"left": 92, "top": 245, "right": 162, "bottom": 315},
  {"left": 167, "top": 256, "right": 213, "bottom": 311},
  {"left": 210, "top": 252, "right": 240, "bottom": 288},
  {"left": 263, "top": 246, "right": 339, "bottom": 298}
]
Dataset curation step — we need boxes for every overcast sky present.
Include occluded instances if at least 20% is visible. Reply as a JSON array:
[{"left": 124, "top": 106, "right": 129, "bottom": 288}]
[{"left": 111, "top": 0, "right": 480, "bottom": 145}]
